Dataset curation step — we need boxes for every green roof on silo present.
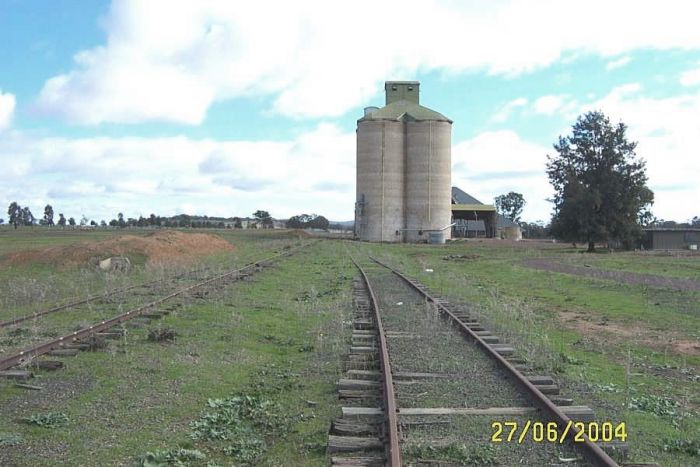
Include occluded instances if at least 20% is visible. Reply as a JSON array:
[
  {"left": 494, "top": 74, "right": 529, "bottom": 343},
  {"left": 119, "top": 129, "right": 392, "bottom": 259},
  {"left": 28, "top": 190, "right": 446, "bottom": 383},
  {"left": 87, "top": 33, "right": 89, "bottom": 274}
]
[{"left": 359, "top": 100, "right": 452, "bottom": 123}]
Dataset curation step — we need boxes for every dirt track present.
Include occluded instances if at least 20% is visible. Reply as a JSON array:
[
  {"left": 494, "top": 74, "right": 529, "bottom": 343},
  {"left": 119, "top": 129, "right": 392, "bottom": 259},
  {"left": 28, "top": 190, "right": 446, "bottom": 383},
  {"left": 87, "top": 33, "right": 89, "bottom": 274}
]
[{"left": 523, "top": 258, "right": 700, "bottom": 292}]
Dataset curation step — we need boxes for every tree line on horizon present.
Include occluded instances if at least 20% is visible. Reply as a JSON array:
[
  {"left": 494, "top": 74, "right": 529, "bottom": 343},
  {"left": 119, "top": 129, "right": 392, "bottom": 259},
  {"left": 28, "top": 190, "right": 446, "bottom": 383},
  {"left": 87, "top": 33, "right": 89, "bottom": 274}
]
[
  {"left": 2, "top": 205, "right": 348, "bottom": 231},
  {"left": 3, "top": 111, "right": 698, "bottom": 249}
]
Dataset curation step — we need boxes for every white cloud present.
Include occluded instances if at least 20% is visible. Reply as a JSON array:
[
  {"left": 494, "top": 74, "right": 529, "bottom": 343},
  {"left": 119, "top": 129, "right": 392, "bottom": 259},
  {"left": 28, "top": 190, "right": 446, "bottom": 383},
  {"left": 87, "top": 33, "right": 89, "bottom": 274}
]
[
  {"left": 0, "top": 89, "right": 16, "bottom": 130},
  {"left": 452, "top": 130, "right": 553, "bottom": 221},
  {"left": 35, "top": 0, "right": 700, "bottom": 124},
  {"left": 0, "top": 124, "right": 355, "bottom": 221},
  {"left": 605, "top": 55, "right": 631, "bottom": 71},
  {"left": 680, "top": 63, "right": 700, "bottom": 86},
  {"left": 533, "top": 95, "right": 566, "bottom": 115},
  {"left": 492, "top": 97, "right": 528, "bottom": 122}
]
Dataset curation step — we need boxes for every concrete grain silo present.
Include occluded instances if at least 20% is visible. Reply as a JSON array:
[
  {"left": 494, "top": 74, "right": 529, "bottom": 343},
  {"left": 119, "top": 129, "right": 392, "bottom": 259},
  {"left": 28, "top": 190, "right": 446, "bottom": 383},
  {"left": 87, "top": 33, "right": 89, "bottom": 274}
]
[{"left": 355, "top": 81, "right": 452, "bottom": 243}]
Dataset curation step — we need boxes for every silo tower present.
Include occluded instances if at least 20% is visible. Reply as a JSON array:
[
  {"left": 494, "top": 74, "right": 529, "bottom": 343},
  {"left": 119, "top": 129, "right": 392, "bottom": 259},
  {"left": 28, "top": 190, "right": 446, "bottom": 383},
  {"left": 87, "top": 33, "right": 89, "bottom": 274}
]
[{"left": 355, "top": 81, "right": 452, "bottom": 243}]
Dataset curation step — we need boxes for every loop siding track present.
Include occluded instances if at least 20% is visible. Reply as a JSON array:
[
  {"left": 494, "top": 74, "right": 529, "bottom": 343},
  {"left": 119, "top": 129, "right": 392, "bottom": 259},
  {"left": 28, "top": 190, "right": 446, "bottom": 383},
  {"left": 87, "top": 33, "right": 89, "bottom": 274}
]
[
  {"left": 368, "top": 255, "right": 619, "bottom": 467},
  {"left": 0, "top": 266, "right": 213, "bottom": 328},
  {"left": 349, "top": 255, "right": 402, "bottom": 466},
  {"left": 0, "top": 243, "right": 311, "bottom": 372}
]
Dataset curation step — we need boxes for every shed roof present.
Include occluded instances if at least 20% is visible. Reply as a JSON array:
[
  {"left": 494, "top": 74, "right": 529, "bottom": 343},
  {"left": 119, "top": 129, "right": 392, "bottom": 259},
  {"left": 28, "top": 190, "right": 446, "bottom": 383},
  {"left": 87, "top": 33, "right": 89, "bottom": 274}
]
[
  {"left": 359, "top": 99, "right": 452, "bottom": 123},
  {"left": 451, "top": 186, "right": 483, "bottom": 205}
]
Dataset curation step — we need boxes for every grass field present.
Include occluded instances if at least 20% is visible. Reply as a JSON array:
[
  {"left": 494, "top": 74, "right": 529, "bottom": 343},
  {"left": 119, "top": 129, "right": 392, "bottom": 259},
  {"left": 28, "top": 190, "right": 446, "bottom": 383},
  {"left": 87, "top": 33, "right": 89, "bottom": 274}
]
[{"left": 0, "top": 229, "right": 698, "bottom": 466}]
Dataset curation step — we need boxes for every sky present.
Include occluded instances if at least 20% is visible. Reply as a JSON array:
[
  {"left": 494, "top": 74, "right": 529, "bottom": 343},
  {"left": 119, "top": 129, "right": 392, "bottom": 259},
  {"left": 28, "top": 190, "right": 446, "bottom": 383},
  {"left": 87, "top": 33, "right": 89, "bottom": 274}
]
[{"left": 1, "top": 0, "right": 699, "bottom": 224}]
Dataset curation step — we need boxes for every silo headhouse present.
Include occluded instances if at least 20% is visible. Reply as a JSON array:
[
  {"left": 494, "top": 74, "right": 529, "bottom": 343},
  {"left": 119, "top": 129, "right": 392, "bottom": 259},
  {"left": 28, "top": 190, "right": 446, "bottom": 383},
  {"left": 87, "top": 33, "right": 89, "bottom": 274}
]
[{"left": 355, "top": 81, "right": 452, "bottom": 243}]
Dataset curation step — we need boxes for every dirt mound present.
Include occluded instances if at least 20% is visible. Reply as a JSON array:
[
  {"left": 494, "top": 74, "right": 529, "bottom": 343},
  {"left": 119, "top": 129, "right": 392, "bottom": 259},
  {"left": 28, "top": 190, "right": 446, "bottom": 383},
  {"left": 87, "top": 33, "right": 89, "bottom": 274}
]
[{"left": 3, "top": 230, "right": 235, "bottom": 268}]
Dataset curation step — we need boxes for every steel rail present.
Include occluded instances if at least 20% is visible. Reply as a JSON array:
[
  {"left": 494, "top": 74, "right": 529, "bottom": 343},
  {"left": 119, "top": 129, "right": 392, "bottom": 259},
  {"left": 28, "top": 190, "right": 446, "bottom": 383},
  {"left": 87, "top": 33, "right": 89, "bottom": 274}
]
[
  {"left": 0, "top": 244, "right": 310, "bottom": 372},
  {"left": 0, "top": 266, "right": 213, "bottom": 328},
  {"left": 370, "top": 256, "right": 619, "bottom": 467},
  {"left": 348, "top": 255, "right": 402, "bottom": 467}
]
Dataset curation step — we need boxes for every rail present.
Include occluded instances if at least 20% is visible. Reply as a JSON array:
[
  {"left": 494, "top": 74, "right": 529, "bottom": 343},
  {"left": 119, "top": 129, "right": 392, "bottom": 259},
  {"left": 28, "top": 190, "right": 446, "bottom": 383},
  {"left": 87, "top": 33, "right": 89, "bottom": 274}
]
[{"left": 370, "top": 255, "right": 619, "bottom": 467}]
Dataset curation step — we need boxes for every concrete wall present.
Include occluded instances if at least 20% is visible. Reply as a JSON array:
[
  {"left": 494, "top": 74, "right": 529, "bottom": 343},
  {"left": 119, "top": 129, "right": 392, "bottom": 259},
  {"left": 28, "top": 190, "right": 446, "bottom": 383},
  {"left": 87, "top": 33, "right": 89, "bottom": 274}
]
[
  {"left": 404, "top": 121, "right": 452, "bottom": 242},
  {"left": 356, "top": 120, "right": 405, "bottom": 242}
]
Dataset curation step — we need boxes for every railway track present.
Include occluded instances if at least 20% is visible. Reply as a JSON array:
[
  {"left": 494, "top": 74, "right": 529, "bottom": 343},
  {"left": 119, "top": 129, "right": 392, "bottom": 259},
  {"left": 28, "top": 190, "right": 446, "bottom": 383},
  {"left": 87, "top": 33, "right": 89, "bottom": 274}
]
[
  {"left": 329, "top": 252, "right": 624, "bottom": 466},
  {"left": 0, "top": 264, "right": 213, "bottom": 329},
  {"left": 0, "top": 243, "right": 312, "bottom": 374}
]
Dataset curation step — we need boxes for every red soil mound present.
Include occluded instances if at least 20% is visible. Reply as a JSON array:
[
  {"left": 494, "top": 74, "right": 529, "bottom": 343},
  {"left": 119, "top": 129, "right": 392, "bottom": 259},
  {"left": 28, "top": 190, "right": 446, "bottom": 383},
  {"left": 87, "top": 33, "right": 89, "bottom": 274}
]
[{"left": 3, "top": 230, "right": 235, "bottom": 268}]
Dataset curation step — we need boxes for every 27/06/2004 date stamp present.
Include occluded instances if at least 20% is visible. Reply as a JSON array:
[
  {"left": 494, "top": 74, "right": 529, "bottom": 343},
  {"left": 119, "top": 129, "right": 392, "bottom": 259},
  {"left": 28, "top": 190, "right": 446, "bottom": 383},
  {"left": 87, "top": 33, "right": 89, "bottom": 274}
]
[{"left": 491, "top": 421, "right": 627, "bottom": 444}]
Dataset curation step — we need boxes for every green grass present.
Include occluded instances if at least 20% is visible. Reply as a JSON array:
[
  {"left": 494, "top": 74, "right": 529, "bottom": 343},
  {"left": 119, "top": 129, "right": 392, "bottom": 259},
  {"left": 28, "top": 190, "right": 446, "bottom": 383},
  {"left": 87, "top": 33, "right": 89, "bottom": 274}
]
[
  {"left": 0, "top": 239, "right": 353, "bottom": 466},
  {"left": 355, "top": 240, "right": 699, "bottom": 466},
  {"left": 2, "top": 232, "right": 698, "bottom": 465}
]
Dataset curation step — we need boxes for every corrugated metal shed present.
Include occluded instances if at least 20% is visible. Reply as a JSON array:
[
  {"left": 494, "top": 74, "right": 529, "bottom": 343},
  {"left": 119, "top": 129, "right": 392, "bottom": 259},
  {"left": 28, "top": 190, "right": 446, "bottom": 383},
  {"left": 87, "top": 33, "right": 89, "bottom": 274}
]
[{"left": 643, "top": 229, "right": 700, "bottom": 250}]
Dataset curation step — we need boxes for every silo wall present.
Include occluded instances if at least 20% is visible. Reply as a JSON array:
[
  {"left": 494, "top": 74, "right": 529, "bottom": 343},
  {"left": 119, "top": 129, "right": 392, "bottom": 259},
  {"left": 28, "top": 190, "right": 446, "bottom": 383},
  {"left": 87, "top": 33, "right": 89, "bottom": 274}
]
[
  {"left": 356, "top": 120, "right": 405, "bottom": 242},
  {"left": 405, "top": 121, "right": 452, "bottom": 243}
]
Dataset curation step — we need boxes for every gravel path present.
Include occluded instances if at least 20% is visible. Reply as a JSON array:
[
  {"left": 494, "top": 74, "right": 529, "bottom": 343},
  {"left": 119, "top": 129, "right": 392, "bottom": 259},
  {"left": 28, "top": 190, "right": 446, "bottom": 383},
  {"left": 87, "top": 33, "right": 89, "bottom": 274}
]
[{"left": 524, "top": 258, "right": 700, "bottom": 292}]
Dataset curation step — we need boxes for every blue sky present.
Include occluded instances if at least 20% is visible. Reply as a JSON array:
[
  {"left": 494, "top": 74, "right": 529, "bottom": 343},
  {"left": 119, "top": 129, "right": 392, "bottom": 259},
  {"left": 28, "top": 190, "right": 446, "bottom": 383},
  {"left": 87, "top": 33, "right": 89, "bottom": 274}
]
[{"left": 1, "top": 0, "right": 699, "bottom": 223}]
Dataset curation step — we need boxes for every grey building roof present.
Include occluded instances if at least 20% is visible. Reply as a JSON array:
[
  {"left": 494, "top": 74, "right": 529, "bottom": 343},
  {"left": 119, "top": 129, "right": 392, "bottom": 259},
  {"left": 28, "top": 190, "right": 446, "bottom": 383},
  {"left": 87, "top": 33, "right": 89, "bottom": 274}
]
[
  {"left": 359, "top": 100, "right": 452, "bottom": 123},
  {"left": 451, "top": 186, "right": 484, "bottom": 205}
]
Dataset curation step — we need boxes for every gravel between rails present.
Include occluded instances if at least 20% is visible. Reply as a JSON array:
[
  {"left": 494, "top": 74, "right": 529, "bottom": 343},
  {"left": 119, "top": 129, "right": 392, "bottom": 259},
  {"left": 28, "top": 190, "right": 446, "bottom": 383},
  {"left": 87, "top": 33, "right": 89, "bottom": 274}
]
[{"left": 361, "top": 264, "right": 584, "bottom": 466}]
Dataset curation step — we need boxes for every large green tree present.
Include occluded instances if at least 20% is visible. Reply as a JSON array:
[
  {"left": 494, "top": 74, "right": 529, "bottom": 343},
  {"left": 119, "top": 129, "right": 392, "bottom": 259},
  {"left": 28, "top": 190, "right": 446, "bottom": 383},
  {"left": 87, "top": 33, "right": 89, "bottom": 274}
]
[
  {"left": 7, "top": 202, "right": 21, "bottom": 229},
  {"left": 253, "top": 210, "right": 273, "bottom": 229},
  {"left": 44, "top": 204, "right": 54, "bottom": 226},
  {"left": 494, "top": 192, "right": 525, "bottom": 222},
  {"left": 547, "top": 111, "right": 653, "bottom": 252}
]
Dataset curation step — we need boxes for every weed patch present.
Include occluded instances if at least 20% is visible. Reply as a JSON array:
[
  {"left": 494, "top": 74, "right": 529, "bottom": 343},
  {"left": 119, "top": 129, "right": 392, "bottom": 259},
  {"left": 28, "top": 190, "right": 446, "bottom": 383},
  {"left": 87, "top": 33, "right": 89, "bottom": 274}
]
[
  {"left": 662, "top": 438, "right": 700, "bottom": 457},
  {"left": 26, "top": 412, "right": 69, "bottom": 428},
  {"left": 0, "top": 433, "right": 22, "bottom": 446},
  {"left": 137, "top": 448, "right": 206, "bottom": 466},
  {"left": 628, "top": 395, "right": 679, "bottom": 417}
]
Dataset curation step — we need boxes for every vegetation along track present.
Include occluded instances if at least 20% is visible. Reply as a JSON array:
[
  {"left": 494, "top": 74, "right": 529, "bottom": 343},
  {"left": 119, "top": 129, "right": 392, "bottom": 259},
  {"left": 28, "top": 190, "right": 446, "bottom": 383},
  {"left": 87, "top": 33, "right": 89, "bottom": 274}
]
[
  {"left": 0, "top": 242, "right": 314, "bottom": 374},
  {"left": 0, "top": 264, "right": 214, "bottom": 329},
  {"left": 331, "top": 250, "right": 626, "bottom": 466}
]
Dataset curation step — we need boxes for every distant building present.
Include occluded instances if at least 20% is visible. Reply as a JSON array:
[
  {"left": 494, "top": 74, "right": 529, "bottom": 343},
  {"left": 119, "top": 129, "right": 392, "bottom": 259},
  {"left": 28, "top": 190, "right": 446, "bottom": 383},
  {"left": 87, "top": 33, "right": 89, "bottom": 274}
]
[
  {"left": 451, "top": 187, "right": 521, "bottom": 239},
  {"left": 641, "top": 229, "right": 700, "bottom": 250}
]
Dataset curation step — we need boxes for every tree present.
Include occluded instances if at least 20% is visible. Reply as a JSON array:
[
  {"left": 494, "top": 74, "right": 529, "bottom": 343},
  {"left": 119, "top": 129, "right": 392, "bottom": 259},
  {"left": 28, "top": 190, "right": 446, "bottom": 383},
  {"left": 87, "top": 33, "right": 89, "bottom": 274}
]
[
  {"left": 21, "top": 207, "right": 35, "bottom": 226},
  {"left": 68, "top": 217, "right": 76, "bottom": 226},
  {"left": 232, "top": 217, "right": 243, "bottom": 229},
  {"left": 44, "top": 204, "right": 55, "bottom": 226},
  {"left": 692, "top": 216, "right": 700, "bottom": 227},
  {"left": 90, "top": 220, "right": 98, "bottom": 226},
  {"left": 80, "top": 215, "right": 88, "bottom": 226},
  {"left": 253, "top": 210, "right": 273, "bottom": 229},
  {"left": 7, "top": 202, "right": 21, "bottom": 229},
  {"left": 117, "top": 212, "right": 126, "bottom": 228},
  {"left": 547, "top": 111, "right": 653, "bottom": 251},
  {"left": 494, "top": 192, "right": 525, "bottom": 222},
  {"left": 58, "top": 213, "right": 67, "bottom": 226}
]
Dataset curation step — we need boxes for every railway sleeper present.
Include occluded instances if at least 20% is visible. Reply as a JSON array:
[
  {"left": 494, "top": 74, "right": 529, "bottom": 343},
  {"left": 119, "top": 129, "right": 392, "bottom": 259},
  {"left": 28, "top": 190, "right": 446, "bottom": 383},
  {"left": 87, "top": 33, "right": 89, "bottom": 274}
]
[
  {"left": 0, "top": 370, "right": 33, "bottom": 380},
  {"left": 327, "top": 435, "right": 383, "bottom": 454},
  {"left": 338, "top": 389, "right": 381, "bottom": 400},
  {"left": 28, "top": 360, "right": 64, "bottom": 371},
  {"left": 330, "top": 454, "right": 386, "bottom": 466},
  {"left": 331, "top": 418, "right": 381, "bottom": 437},
  {"left": 344, "top": 361, "right": 380, "bottom": 371},
  {"left": 48, "top": 348, "right": 80, "bottom": 357}
]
